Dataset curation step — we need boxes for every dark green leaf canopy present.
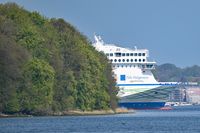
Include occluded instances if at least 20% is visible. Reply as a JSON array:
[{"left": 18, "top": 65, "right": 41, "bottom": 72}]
[{"left": 0, "top": 3, "right": 118, "bottom": 115}]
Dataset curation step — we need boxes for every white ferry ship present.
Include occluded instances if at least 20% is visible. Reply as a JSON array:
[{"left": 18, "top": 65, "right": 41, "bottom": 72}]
[{"left": 93, "top": 35, "right": 178, "bottom": 109}]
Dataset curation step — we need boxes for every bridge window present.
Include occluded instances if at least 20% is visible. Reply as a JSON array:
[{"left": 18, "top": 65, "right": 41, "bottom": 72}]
[
  {"left": 134, "top": 53, "right": 137, "bottom": 56},
  {"left": 110, "top": 59, "right": 113, "bottom": 62},
  {"left": 110, "top": 53, "right": 113, "bottom": 56},
  {"left": 122, "top": 59, "right": 125, "bottom": 62},
  {"left": 106, "top": 53, "right": 109, "bottom": 56},
  {"left": 115, "top": 52, "right": 121, "bottom": 57},
  {"left": 147, "top": 64, "right": 154, "bottom": 68},
  {"left": 126, "top": 59, "right": 129, "bottom": 62},
  {"left": 126, "top": 53, "right": 129, "bottom": 56},
  {"left": 138, "top": 53, "right": 142, "bottom": 56},
  {"left": 135, "top": 59, "right": 137, "bottom": 62},
  {"left": 118, "top": 59, "right": 121, "bottom": 62},
  {"left": 142, "top": 65, "right": 145, "bottom": 68},
  {"left": 130, "top": 53, "right": 134, "bottom": 56},
  {"left": 143, "top": 59, "right": 145, "bottom": 62},
  {"left": 142, "top": 53, "right": 145, "bottom": 56},
  {"left": 114, "top": 59, "right": 117, "bottom": 62},
  {"left": 122, "top": 53, "right": 125, "bottom": 56},
  {"left": 139, "top": 59, "right": 141, "bottom": 62},
  {"left": 131, "top": 59, "right": 133, "bottom": 62}
]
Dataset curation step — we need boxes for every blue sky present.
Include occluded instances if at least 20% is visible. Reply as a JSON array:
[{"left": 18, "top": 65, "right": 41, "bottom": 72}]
[{"left": 1, "top": 0, "right": 200, "bottom": 67}]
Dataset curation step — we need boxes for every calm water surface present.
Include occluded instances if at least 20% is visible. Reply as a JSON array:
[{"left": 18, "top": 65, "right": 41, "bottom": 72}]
[{"left": 0, "top": 106, "right": 200, "bottom": 133}]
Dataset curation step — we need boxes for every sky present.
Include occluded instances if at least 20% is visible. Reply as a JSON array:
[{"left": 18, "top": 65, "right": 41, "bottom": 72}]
[{"left": 1, "top": 0, "right": 200, "bottom": 67}]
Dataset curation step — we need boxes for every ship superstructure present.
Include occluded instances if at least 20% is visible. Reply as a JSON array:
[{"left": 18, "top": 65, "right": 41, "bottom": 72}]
[{"left": 93, "top": 35, "right": 177, "bottom": 109}]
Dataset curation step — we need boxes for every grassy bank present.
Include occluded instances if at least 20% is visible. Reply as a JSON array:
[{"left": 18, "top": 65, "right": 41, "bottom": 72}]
[{"left": 0, "top": 108, "right": 132, "bottom": 118}]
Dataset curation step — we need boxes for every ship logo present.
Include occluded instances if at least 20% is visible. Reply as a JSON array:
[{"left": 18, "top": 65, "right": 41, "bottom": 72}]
[{"left": 120, "top": 75, "right": 126, "bottom": 81}]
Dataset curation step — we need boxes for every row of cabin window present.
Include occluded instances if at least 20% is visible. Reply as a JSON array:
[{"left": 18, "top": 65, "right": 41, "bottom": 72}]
[
  {"left": 110, "top": 59, "right": 145, "bottom": 62},
  {"left": 113, "top": 64, "right": 154, "bottom": 68},
  {"left": 106, "top": 53, "right": 145, "bottom": 57},
  {"left": 113, "top": 64, "right": 145, "bottom": 68}
]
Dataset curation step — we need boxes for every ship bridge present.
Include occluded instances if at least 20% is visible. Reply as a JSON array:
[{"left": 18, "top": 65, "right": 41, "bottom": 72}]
[{"left": 93, "top": 35, "right": 156, "bottom": 70}]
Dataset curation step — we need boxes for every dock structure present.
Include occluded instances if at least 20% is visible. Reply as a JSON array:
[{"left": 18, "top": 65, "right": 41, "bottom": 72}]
[{"left": 168, "top": 83, "right": 200, "bottom": 105}]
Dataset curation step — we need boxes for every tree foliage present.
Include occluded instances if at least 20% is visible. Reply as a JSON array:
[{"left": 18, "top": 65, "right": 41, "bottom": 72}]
[
  {"left": 18, "top": 58, "right": 55, "bottom": 114},
  {"left": 153, "top": 63, "right": 200, "bottom": 84},
  {"left": 0, "top": 3, "right": 118, "bottom": 115}
]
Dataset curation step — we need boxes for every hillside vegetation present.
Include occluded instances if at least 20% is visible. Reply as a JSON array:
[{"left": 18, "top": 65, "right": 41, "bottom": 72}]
[
  {"left": 0, "top": 3, "right": 118, "bottom": 115},
  {"left": 153, "top": 63, "right": 200, "bottom": 84}
]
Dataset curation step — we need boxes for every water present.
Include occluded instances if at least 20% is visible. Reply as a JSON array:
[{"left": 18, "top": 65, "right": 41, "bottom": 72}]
[{"left": 1, "top": 106, "right": 200, "bottom": 133}]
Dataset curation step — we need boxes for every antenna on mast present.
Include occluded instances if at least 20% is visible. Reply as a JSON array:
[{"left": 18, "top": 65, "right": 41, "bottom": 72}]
[
  {"left": 94, "top": 33, "right": 104, "bottom": 44},
  {"left": 134, "top": 46, "right": 137, "bottom": 50}
]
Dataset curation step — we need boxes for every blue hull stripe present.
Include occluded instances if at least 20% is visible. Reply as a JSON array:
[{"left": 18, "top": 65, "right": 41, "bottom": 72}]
[
  {"left": 118, "top": 102, "right": 166, "bottom": 109},
  {"left": 117, "top": 84, "right": 178, "bottom": 86}
]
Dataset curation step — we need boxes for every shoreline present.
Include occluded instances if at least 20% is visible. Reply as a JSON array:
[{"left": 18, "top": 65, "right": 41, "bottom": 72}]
[
  {"left": 0, "top": 108, "right": 132, "bottom": 118},
  {"left": 60, "top": 108, "right": 132, "bottom": 116}
]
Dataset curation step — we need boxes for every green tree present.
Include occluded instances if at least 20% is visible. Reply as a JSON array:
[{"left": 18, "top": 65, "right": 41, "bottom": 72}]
[
  {"left": 18, "top": 58, "right": 55, "bottom": 115},
  {"left": 0, "top": 34, "right": 29, "bottom": 114},
  {"left": 53, "top": 70, "right": 77, "bottom": 111},
  {"left": 0, "top": 3, "right": 119, "bottom": 115}
]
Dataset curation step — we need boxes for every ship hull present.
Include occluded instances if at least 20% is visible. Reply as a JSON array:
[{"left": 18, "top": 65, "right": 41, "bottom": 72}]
[
  {"left": 118, "top": 85, "right": 177, "bottom": 109},
  {"left": 118, "top": 102, "right": 165, "bottom": 109}
]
